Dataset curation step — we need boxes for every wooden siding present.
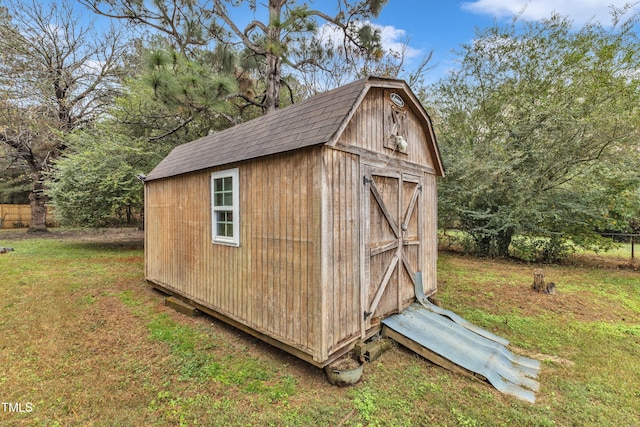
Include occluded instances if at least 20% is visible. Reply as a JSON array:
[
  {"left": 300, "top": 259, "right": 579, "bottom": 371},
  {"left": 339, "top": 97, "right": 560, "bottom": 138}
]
[
  {"left": 145, "top": 147, "right": 323, "bottom": 361},
  {"left": 421, "top": 173, "right": 438, "bottom": 296},
  {"left": 320, "top": 147, "right": 361, "bottom": 359},
  {"left": 336, "top": 87, "right": 437, "bottom": 172}
]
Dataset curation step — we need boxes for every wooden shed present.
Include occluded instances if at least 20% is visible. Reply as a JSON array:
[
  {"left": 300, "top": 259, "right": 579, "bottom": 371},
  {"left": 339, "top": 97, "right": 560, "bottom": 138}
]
[{"left": 144, "top": 76, "right": 444, "bottom": 367}]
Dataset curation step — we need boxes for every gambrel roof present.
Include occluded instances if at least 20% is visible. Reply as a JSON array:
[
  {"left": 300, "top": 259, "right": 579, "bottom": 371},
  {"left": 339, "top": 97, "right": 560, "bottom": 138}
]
[{"left": 146, "top": 76, "right": 443, "bottom": 181}]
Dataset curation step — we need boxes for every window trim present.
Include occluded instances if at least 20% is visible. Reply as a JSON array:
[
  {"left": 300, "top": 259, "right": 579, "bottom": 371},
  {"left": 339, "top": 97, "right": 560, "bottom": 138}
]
[{"left": 211, "top": 168, "right": 240, "bottom": 246}]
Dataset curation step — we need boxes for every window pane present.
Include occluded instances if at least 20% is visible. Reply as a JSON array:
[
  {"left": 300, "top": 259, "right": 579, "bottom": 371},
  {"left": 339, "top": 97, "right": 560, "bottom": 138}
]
[
  {"left": 216, "top": 210, "right": 233, "bottom": 237},
  {"left": 213, "top": 176, "right": 234, "bottom": 207},
  {"left": 215, "top": 178, "right": 224, "bottom": 192},
  {"left": 223, "top": 177, "right": 232, "bottom": 191}
]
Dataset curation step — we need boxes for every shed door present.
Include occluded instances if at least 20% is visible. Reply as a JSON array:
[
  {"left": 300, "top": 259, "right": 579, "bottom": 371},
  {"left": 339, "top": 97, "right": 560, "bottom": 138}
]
[{"left": 362, "top": 167, "right": 423, "bottom": 331}]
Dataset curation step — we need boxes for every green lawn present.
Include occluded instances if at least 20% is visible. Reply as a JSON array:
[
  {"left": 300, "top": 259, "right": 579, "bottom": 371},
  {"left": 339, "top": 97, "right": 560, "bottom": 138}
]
[{"left": 0, "top": 230, "right": 638, "bottom": 426}]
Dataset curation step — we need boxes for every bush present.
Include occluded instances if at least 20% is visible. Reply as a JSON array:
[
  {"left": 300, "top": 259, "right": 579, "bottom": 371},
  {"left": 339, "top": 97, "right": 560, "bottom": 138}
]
[
  {"left": 49, "top": 131, "right": 164, "bottom": 228},
  {"left": 438, "top": 230, "right": 476, "bottom": 254},
  {"left": 510, "top": 235, "right": 574, "bottom": 263}
]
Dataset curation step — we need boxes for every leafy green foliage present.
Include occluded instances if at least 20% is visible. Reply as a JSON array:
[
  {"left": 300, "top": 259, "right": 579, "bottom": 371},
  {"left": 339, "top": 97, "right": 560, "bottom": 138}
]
[
  {"left": 510, "top": 235, "right": 575, "bottom": 263},
  {"left": 431, "top": 12, "right": 640, "bottom": 258},
  {"left": 48, "top": 130, "right": 163, "bottom": 227},
  {"left": 143, "top": 47, "right": 236, "bottom": 113},
  {"left": 115, "top": 44, "right": 238, "bottom": 142}
]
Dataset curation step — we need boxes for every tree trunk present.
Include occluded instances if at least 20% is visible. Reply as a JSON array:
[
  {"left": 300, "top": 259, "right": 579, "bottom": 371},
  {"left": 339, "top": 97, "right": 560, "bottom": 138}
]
[
  {"left": 532, "top": 269, "right": 545, "bottom": 292},
  {"left": 474, "top": 228, "right": 513, "bottom": 258},
  {"left": 496, "top": 228, "right": 514, "bottom": 257},
  {"left": 532, "top": 269, "right": 557, "bottom": 294},
  {"left": 264, "top": 0, "right": 283, "bottom": 114},
  {"left": 264, "top": 52, "right": 281, "bottom": 114},
  {"left": 28, "top": 172, "right": 48, "bottom": 233},
  {"left": 476, "top": 235, "right": 493, "bottom": 257}
]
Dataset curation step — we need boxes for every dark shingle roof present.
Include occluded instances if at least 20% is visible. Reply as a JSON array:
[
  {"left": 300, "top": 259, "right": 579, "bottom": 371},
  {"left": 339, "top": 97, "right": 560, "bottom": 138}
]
[{"left": 145, "top": 77, "right": 370, "bottom": 181}]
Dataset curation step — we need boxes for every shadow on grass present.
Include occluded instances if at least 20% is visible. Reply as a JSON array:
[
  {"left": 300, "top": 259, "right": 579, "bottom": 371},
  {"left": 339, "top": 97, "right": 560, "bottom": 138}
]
[
  {"left": 66, "top": 239, "right": 144, "bottom": 252},
  {"left": 1, "top": 227, "right": 145, "bottom": 255}
]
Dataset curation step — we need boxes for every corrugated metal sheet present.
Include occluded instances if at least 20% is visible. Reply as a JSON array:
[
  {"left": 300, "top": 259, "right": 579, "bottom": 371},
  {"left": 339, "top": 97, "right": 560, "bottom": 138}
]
[
  {"left": 382, "top": 302, "right": 541, "bottom": 402},
  {"left": 414, "top": 271, "right": 510, "bottom": 346}
]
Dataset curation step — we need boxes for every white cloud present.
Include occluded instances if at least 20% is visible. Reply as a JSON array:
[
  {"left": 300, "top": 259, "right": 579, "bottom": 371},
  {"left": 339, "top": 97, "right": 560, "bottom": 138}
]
[
  {"left": 317, "top": 22, "right": 423, "bottom": 60},
  {"left": 461, "top": 0, "right": 639, "bottom": 26},
  {"left": 378, "top": 25, "right": 423, "bottom": 59}
]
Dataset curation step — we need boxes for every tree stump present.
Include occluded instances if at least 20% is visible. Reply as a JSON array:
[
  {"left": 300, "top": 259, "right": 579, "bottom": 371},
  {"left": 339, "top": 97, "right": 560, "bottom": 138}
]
[{"left": 532, "top": 269, "right": 557, "bottom": 294}]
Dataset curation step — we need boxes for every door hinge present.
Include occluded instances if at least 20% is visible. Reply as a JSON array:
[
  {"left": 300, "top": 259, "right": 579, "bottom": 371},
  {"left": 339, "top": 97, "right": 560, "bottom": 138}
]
[
  {"left": 363, "top": 175, "right": 372, "bottom": 185},
  {"left": 364, "top": 311, "right": 372, "bottom": 320}
]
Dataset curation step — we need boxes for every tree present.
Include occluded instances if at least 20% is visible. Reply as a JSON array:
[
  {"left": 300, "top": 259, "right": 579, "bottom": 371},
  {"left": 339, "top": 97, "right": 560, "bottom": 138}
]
[
  {"left": 430, "top": 9, "right": 640, "bottom": 259},
  {"left": 0, "top": 0, "right": 129, "bottom": 231},
  {"left": 81, "top": 0, "right": 388, "bottom": 114}
]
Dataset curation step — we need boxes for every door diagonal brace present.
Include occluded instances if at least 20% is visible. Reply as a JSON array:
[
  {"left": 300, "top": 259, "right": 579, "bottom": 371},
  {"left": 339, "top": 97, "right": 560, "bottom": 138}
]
[
  {"left": 368, "top": 254, "right": 399, "bottom": 316},
  {"left": 367, "top": 175, "right": 400, "bottom": 238}
]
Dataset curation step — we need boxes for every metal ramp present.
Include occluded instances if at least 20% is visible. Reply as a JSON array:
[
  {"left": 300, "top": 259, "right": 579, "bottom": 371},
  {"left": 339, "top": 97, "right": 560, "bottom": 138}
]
[{"left": 382, "top": 274, "right": 541, "bottom": 402}]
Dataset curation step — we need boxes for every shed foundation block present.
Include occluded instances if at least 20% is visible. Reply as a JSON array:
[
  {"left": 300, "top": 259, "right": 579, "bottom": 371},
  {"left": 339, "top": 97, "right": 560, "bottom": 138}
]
[
  {"left": 353, "top": 338, "right": 394, "bottom": 362},
  {"left": 165, "top": 296, "right": 199, "bottom": 317}
]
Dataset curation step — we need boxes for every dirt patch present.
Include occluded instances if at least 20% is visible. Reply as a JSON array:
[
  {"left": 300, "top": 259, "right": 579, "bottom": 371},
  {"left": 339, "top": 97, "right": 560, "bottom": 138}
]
[
  {"left": 495, "top": 288, "right": 618, "bottom": 322},
  {"left": 447, "top": 273, "right": 637, "bottom": 324},
  {"left": 438, "top": 252, "right": 640, "bottom": 325},
  {"left": 0, "top": 227, "right": 144, "bottom": 247}
]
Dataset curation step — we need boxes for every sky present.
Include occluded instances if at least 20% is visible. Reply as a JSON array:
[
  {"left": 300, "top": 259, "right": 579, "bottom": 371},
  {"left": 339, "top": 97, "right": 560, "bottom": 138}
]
[
  {"left": 69, "top": 0, "right": 640, "bottom": 84},
  {"left": 371, "top": 0, "right": 640, "bottom": 81}
]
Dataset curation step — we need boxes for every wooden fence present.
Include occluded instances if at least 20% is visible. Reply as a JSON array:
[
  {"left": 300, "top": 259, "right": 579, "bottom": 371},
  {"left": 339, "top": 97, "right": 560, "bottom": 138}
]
[{"left": 0, "top": 204, "right": 58, "bottom": 229}]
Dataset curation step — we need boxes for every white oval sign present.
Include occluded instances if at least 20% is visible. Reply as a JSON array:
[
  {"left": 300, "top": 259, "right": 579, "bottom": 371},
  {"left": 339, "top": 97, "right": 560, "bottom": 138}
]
[{"left": 390, "top": 93, "right": 405, "bottom": 107}]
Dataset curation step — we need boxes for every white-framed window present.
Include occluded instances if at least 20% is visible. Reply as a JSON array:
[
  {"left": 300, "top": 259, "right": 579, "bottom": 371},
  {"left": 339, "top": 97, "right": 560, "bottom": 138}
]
[{"left": 211, "top": 168, "right": 239, "bottom": 246}]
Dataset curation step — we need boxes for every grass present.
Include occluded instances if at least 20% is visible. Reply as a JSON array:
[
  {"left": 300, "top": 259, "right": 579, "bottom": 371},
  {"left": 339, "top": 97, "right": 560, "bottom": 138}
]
[{"left": 0, "top": 229, "right": 638, "bottom": 426}]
